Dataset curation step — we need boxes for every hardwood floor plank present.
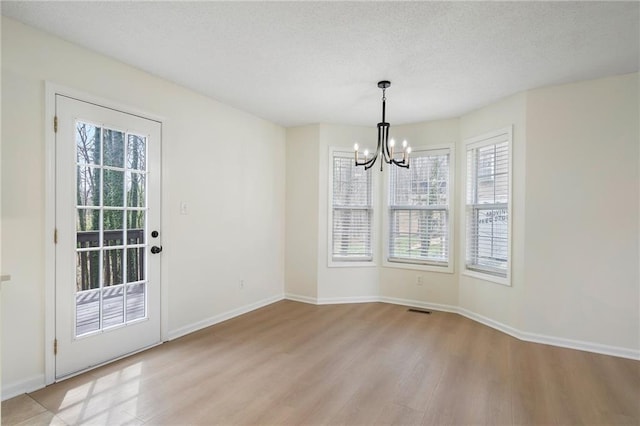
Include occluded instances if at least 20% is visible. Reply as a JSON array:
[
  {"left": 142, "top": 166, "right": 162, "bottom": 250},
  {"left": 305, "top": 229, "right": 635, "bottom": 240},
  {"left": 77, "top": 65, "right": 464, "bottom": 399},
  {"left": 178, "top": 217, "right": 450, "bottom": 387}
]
[
  {"left": 0, "top": 395, "right": 48, "bottom": 425},
  {"left": 3, "top": 301, "right": 638, "bottom": 426}
]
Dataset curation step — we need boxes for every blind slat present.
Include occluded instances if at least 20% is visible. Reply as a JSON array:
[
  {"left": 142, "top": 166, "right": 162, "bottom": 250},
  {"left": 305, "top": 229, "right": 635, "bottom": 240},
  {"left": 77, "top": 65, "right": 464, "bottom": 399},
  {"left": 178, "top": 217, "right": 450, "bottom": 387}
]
[
  {"left": 388, "top": 150, "right": 450, "bottom": 265},
  {"left": 331, "top": 154, "right": 372, "bottom": 260},
  {"left": 466, "top": 139, "right": 509, "bottom": 276}
]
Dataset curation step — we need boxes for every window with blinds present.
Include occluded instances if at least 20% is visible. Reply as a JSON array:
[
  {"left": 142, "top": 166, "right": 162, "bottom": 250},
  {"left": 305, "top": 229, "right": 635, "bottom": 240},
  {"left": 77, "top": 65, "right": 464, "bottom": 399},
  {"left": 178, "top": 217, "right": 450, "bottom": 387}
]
[
  {"left": 465, "top": 129, "right": 511, "bottom": 280},
  {"left": 330, "top": 152, "right": 373, "bottom": 262},
  {"left": 388, "top": 148, "right": 451, "bottom": 266}
]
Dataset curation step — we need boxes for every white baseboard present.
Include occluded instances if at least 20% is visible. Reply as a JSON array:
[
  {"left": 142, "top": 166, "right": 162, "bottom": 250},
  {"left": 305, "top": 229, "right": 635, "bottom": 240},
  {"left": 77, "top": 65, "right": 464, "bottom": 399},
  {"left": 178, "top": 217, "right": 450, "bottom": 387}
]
[
  {"left": 456, "top": 307, "right": 639, "bottom": 360},
  {"left": 519, "top": 329, "right": 640, "bottom": 360},
  {"left": 317, "top": 295, "right": 379, "bottom": 305},
  {"left": 457, "top": 307, "right": 524, "bottom": 340},
  {"left": 285, "top": 294, "right": 380, "bottom": 305},
  {"left": 168, "top": 293, "right": 285, "bottom": 340},
  {"left": 379, "top": 296, "right": 458, "bottom": 314},
  {"left": 2, "top": 374, "right": 45, "bottom": 401},
  {"left": 284, "top": 293, "right": 318, "bottom": 304},
  {"left": 285, "top": 294, "right": 639, "bottom": 360}
]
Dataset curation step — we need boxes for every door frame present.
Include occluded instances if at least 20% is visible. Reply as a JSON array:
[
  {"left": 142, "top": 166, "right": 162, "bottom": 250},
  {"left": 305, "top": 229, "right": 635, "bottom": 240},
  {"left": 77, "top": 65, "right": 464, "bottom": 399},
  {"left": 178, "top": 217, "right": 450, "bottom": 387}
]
[{"left": 44, "top": 82, "right": 169, "bottom": 385}]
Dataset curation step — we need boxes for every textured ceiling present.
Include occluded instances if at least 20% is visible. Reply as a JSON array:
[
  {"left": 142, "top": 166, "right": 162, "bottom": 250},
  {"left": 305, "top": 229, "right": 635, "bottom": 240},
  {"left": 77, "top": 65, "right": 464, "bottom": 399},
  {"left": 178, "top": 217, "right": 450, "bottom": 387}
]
[{"left": 2, "top": 1, "right": 639, "bottom": 127}]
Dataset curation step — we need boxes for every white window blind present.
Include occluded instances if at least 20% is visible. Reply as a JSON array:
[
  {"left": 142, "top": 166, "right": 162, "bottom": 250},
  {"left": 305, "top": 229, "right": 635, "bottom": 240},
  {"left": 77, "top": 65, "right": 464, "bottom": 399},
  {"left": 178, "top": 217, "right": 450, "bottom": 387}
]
[
  {"left": 465, "top": 132, "right": 510, "bottom": 278},
  {"left": 388, "top": 149, "right": 450, "bottom": 266},
  {"left": 331, "top": 153, "right": 373, "bottom": 262}
]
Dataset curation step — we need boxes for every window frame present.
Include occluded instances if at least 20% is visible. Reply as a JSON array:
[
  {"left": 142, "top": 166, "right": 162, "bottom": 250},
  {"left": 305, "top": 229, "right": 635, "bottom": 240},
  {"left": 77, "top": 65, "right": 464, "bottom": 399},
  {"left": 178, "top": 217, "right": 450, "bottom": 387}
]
[
  {"left": 462, "top": 127, "right": 513, "bottom": 286},
  {"left": 327, "top": 147, "right": 376, "bottom": 267},
  {"left": 383, "top": 144, "right": 455, "bottom": 273}
]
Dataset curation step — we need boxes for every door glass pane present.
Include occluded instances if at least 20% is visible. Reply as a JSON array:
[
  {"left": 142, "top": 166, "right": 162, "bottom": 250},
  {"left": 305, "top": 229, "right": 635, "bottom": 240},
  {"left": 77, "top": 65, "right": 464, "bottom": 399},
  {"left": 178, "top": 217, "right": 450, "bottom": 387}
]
[
  {"left": 76, "top": 251, "right": 100, "bottom": 291},
  {"left": 103, "top": 129, "right": 125, "bottom": 168},
  {"left": 103, "top": 249, "right": 123, "bottom": 286},
  {"left": 127, "top": 172, "right": 145, "bottom": 207},
  {"left": 76, "top": 123, "right": 101, "bottom": 165},
  {"left": 127, "top": 211, "right": 145, "bottom": 244},
  {"left": 127, "top": 135, "right": 146, "bottom": 171},
  {"left": 77, "top": 209, "right": 99, "bottom": 248},
  {"left": 102, "top": 285, "right": 124, "bottom": 328},
  {"left": 103, "top": 210, "right": 124, "bottom": 246},
  {"left": 127, "top": 248, "right": 145, "bottom": 283},
  {"left": 126, "top": 283, "right": 146, "bottom": 321},
  {"left": 77, "top": 166, "right": 100, "bottom": 206},
  {"left": 74, "top": 121, "right": 150, "bottom": 338},
  {"left": 76, "top": 289, "right": 100, "bottom": 336},
  {"left": 104, "top": 170, "right": 124, "bottom": 207}
]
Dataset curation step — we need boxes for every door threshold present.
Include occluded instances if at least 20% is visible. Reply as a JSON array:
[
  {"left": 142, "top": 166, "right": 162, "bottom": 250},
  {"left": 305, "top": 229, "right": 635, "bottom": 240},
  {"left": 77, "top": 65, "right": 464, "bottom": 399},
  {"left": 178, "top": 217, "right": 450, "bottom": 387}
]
[{"left": 54, "top": 340, "right": 163, "bottom": 383}]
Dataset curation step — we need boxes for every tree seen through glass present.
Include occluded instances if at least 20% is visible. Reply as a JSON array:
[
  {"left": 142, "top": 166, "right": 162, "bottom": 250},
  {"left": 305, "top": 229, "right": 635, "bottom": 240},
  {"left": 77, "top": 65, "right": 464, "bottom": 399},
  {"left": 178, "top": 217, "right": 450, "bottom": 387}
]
[{"left": 74, "top": 121, "right": 147, "bottom": 335}]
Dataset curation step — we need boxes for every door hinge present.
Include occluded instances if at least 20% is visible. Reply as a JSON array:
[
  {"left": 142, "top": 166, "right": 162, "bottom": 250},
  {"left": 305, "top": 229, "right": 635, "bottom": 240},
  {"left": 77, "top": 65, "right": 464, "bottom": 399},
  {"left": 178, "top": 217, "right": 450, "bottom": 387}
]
[
  {"left": 54, "top": 228, "right": 58, "bottom": 244},
  {"left": 54, "top": 339, "right": 58, "bottom": 355},
  {"left": 54, "top": 116, "right": 58, "bottom": 133}
]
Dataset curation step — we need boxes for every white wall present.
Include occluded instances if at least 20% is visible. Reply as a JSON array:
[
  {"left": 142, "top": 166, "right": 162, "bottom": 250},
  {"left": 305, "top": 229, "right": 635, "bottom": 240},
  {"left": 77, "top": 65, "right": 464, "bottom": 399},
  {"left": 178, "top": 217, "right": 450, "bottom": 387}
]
[
  {"left": 458, "top": 93, "right": 528, "bottom": 330},
  {"left": 317, "top": 124, "right": 379, "bottom": 301},
  {"left": 2, "top": 35, "right": 49, "bottom": 392},
  {"left": 1, "top": 17, "right": 286, "bottom": 396},
  {"left": 378, "top": 119, "right": 460, "bottom": 307},
  {"left": 0, "top": 15, "right": 3, "bottom": 408},
  {"left": 285, "top": 125, "right": 320, "bottom": 300},
  {"left": 523, "top": 74, "right": 639, "bottom": 349},
  {"left": 284, "top": 123, "right": 381, "bottom": 302}
]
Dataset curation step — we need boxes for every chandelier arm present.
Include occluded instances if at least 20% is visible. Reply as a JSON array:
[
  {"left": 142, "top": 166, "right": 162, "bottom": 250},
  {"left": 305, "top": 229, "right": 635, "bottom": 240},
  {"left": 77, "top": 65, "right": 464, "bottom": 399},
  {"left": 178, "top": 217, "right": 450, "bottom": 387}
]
[
  {"left": 379, "top": 124, "right": 386, "bottom": 164},
  {"left": 365, "top": 125, "right": 383, "bottom": 170},
  {"left": 391, "top": 158, "right": 410, "bottom": 169},
  {"left": 364, "top": 154, "right": 376, "bottom": 170},
  {"left": 356, "top": 155, "right": 376, "bottom": 168},
  {"left": 383, "top": 124, "right": 392, "bottom": 164},
  {"left": 379, "top": 124, "right": 384, "bottom": 171}
]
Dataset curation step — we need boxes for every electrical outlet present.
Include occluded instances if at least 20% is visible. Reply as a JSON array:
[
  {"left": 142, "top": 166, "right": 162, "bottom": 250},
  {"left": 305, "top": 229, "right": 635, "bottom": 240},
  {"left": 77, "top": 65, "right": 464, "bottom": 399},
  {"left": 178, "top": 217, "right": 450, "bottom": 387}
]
[
  {"left": 416, "top": 275, "right": 424, "bottom": 286},
  {"left": 180, "top": 201, "right": 188, "bottom": 215}
]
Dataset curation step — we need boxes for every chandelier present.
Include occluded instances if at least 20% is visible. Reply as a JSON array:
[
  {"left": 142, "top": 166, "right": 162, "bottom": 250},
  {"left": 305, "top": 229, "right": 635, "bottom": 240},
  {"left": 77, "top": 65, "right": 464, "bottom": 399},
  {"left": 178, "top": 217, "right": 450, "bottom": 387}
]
[{"left": 354, "top": 81, "right": 411, "bottom": 171}]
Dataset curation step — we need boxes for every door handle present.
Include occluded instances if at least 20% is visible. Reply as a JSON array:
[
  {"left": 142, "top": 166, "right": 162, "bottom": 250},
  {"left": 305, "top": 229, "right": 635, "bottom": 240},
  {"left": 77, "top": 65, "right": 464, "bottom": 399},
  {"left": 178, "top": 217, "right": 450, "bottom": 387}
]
[{"left": 151, "top": 246, "right": 163, "bottom": 254}]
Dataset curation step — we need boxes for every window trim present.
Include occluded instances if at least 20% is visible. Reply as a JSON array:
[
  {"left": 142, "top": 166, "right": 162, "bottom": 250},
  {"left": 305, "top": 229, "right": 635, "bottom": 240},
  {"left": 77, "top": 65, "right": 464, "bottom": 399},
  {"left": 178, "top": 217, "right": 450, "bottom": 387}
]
[
  {"left": 327, "top": 147, "right": 377, "bottom": 268},
  {"left": 383, "top": 144, "right": 455, "bottom": 273},
  {"left": 461, "top": 127, "right": 513, "bottom": 286}
]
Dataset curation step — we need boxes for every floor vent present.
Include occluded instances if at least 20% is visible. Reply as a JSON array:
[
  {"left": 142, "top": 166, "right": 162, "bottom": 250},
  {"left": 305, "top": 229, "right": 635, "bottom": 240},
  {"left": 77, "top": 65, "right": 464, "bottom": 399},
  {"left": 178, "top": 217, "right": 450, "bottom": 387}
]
[{"left": 408, "top": 308, "right": 432, "bottom": 315}]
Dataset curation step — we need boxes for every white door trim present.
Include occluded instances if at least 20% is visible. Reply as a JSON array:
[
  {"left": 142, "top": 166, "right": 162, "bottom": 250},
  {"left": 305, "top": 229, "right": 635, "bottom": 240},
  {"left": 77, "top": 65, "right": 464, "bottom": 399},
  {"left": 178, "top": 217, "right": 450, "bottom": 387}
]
[{"left": 44, "top": 82, "right": 168, "bottom": 385}]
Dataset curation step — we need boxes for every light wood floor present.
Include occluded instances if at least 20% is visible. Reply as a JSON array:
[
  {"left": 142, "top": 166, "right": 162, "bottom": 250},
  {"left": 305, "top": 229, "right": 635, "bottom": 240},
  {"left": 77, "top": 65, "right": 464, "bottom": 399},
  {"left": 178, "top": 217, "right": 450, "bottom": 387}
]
[{"left": 3, "top": 301, "right": 639, "bottom": 425}]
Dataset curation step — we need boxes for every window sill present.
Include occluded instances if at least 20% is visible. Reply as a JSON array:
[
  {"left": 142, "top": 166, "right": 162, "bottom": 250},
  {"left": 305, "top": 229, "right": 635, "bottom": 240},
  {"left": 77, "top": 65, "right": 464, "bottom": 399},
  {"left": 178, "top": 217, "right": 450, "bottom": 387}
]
[
  {"left": 382, "top": 259, "right": 453, "bottom": 274},
  {"left": 462, "top": 269, "right": 510, "bottom": 286},
  {"left": 328, "top": 260, "right": 377, "bottom": 268}
]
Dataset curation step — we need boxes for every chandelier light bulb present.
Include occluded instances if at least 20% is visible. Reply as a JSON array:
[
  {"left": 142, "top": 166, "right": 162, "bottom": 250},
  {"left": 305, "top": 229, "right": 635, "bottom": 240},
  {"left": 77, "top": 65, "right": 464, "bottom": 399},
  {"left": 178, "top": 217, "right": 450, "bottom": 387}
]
[
  {"left": 354, "top": 143, "right": 359, "bottom": 151},
  {"left": 406, "top": 147, "right": 412, "bottom": 154},
  {"left": 389, "top": 139, "right": 395, "bottom": 147},
  {"left": 364, "top": 149, "right": 369, "bottom": 157},
  {"left": 402, "top": 140, "right": 407, "bottom": 149}
]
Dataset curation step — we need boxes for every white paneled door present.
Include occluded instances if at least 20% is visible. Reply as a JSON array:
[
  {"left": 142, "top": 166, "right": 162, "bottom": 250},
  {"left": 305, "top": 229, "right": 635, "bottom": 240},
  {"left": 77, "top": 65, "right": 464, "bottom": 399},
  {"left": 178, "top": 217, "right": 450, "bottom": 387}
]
[{"left": 55, "top": 95, "right": 162, "bottom": 379}]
